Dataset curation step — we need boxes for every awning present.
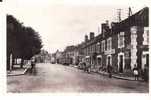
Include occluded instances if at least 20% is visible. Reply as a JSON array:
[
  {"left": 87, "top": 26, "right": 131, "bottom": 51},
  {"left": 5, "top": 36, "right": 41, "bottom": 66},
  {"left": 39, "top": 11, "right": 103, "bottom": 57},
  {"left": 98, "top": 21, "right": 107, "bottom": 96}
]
[{"left": 97, "top": 55, "right": 102, "bottom": 58}]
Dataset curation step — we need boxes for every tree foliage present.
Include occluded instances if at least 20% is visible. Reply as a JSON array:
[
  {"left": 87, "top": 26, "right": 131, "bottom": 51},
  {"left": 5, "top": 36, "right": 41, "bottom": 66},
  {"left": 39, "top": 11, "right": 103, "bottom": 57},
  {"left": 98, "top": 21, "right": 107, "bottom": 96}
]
[{"left": 7, "top": 15, "right": 42, "bottom": 69}]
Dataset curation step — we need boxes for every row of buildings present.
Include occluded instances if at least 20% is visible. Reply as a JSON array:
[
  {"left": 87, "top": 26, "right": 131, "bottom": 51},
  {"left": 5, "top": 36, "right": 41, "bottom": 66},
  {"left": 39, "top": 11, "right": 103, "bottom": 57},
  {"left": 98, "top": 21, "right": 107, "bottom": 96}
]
[
  {"left": 51, "top": 7, "right": 149, "bottom": 74},
  {"left": 35, "top": 50, "right": 51, "bottom": 63}
]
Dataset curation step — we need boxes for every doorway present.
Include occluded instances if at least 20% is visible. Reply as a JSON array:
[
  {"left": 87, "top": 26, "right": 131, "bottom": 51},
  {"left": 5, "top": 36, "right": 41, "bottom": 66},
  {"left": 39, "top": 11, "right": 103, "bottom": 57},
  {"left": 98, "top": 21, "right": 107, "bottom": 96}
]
[
  {"left": 119, "top": 55, "right": 123, "bottom": 73},
  {"left": 142, "top": 52, "right": 149, "bottom": 69},
  {"left": 118, "top": 53, "right": 125, "bottom": 73},
  {"left": 106, "top": 55, "right": 112, "bottom": 66}
]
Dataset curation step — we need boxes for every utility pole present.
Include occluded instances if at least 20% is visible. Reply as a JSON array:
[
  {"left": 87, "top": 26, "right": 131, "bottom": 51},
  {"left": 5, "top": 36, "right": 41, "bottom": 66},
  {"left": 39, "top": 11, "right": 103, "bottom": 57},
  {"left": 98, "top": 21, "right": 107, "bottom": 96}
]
[
  {"left": 128, "top": 7, "right": 132, "bottom": 17},
  {"left": 117, "top": 9, "right": 122, "bottom": 22}
]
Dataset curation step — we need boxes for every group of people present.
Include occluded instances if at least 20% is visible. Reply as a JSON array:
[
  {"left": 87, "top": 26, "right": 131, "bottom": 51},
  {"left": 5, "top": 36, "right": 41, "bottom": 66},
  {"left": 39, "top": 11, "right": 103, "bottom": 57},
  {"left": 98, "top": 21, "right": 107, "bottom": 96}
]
[
  {"left": 79, "top": 61, "right": 148, "bottom": 81},
  {"left": 80, "top": 61, "right": 91, "bottom": 73},
  {"left": 133, "top": 64, "right": 149, "bottom": 81},
  {"left": 107, "top": 64, "right": 145, "bottom": 80}
]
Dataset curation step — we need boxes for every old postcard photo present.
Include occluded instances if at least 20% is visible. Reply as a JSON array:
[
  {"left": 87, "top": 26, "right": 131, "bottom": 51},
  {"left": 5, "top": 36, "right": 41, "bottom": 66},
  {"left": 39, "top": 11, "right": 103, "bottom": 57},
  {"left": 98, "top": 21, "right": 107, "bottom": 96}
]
[{"left": 0, "top": 0, "right": 150, "bottom": 96}]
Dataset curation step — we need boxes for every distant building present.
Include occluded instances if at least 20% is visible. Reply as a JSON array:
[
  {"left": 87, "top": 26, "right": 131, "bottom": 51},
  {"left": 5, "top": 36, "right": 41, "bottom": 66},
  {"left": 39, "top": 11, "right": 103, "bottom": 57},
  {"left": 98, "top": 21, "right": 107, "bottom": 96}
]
[
  {"left": 55, "top": 50, "right": 63, "bottom": 64},
  {"left": 58, "top": 45, "right": 81, "bottom": 65},
  {"left": 36, "top": 50, "right": 51, "bottom": 63},
  {"left": 50, "top": 53, "right": 56, "bottom": 64}
]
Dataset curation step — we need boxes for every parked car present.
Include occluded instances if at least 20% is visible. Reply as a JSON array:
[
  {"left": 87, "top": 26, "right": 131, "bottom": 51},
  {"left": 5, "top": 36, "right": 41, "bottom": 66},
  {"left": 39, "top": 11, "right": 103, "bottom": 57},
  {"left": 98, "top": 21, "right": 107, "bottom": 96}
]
[{"left": 78, "top": 62, "right": 85, "bottom": 70}]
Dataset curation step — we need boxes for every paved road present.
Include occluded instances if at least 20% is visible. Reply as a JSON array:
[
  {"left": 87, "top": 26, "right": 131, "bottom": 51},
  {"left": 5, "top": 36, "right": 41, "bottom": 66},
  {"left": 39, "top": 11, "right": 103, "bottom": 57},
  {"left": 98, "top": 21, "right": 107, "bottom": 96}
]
[{"left": 7, "top": 63, "right": 149, "bottom": 93}]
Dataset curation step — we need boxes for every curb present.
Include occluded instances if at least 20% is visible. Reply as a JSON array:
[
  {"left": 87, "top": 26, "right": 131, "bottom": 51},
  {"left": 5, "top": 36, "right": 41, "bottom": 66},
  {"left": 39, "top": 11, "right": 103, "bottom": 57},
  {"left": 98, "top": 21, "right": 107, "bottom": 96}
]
[
  {"left": 89, "top": 70, "right": 138, "bottom": 81},
  {"left": 94, "top": 71, "right": 143, "bottom": 81},
  {"left": 7, "top": 67, "right": 29, "bottom": 76},
  {"left": 63, "top": 65, "right": 143, "bottom": 81},
  {"left": 112, "top": 75, "right": 134, "bottom": 81}
]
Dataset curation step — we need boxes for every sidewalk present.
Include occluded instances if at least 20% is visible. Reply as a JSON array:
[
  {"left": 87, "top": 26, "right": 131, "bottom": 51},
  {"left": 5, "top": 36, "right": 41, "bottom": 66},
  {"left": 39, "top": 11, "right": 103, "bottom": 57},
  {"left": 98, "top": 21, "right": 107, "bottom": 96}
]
[
  {"left": 7, "top": 65, "right": 30, "bottom": 76},
  {"left": 93, "top": 70, "right": 144, "bottom": 81},
  {"left": 74, "top": 65, "right": 143, "bottom": 81}
]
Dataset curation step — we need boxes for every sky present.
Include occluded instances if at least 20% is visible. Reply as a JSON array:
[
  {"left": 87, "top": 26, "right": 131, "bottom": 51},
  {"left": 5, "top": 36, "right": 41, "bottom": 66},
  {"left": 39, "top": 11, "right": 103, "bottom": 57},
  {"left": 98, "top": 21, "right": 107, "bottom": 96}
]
[{"left": 5, "top": 0, "right": 149, "bottom": 53}]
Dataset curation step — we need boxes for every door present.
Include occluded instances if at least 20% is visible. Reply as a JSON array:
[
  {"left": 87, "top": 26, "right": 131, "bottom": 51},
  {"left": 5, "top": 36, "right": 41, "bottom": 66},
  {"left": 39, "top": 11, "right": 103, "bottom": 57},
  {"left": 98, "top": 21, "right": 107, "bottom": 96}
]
[
  {"left": 108, "top": 56, "right": 111, "bottom": 66},
  {"left": 146, "top": 54, "right": 149, "bottom": 67},
  {"left": 119, "top": 55, "right": 123, "bottom": 73},
  {"left": 97, "top": 58, "right": 102, "bottom": 66},
  {"left": 142, "top": 52, "right": 149, "bottom": 69}
]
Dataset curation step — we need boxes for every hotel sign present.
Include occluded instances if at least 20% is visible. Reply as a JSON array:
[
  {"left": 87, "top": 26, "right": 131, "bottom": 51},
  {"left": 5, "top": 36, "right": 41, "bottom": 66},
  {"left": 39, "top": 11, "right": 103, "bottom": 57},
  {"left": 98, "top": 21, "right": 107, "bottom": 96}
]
[
  {"left": 104, "top": 49, "right": 115, "bottom": 55},
  {"left": 130, "top": 26, "right": 137, "bottom": 34}
]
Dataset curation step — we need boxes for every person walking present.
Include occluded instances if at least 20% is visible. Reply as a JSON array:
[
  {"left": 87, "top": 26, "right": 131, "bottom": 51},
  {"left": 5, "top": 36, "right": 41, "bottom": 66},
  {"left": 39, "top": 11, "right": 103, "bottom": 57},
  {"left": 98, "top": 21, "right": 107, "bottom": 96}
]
[
  {"left": 133, "top": 64, "right": 139, "bottom": 80},
  {"left": 30, "top": 57, "right": 36, "bottom": 74},
  {"left": 85, "top": 61, "right": 91, "bottom": 73},
  {"left": 107, "top": 64, "right": 112, "bottom": 78}
]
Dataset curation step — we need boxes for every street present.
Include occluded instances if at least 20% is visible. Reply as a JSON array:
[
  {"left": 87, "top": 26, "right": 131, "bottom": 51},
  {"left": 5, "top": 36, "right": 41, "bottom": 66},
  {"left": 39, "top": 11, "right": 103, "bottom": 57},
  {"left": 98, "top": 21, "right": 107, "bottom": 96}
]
[{"left": 7, "top": 63, "right": 149, "bottom": 93}]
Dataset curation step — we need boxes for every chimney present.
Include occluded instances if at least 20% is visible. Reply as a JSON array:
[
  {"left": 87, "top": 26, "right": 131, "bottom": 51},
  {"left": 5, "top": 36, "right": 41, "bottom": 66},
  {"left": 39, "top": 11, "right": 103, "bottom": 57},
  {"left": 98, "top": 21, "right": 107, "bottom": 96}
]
[
  {"left": 106, "top": 20, "right": 109, "bottom": 26},
  {"left": 101, "top": 21, "right": 110, "bottom": 35},
  {"left": 101, "top": 23, "right": 106, "bottom": 34},
  {"left": 85, "top": 35, "right": 88, "bottom": 42},
  {"left": 90, "top": 32, "right": 95, "bottom": 40}
]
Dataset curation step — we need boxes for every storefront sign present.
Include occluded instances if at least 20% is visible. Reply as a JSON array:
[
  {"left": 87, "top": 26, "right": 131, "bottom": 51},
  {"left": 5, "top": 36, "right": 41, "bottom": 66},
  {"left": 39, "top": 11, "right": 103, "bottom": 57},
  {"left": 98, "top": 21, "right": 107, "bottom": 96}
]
[
  {"left": 104, "top": 49, "right": 115, "bottom": 55},
  {"left": 85, "top": 56, "right": 90, "bottom": 58},
  {"left": 130, "top": 26, "right": 137, "bottom": 34},
  {"left": 97, "top": 55, "right": 102, "bottom": 58}
]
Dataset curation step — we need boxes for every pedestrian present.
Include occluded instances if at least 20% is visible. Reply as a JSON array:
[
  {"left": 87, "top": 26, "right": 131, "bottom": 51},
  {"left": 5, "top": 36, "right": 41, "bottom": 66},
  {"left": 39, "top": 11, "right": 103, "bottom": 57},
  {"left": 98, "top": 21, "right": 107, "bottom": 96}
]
[
  {"left": 133, "top": 64, "right": 139, "bottom": 80},
  {"left": 85, "top": 61, "right": 91, "bottom": 73},
  {"left": 107, "top": 64, "right": 112, "bottom": 78},
  {"left": 30, "top": 57, "right": 36, "bottom": 74}
]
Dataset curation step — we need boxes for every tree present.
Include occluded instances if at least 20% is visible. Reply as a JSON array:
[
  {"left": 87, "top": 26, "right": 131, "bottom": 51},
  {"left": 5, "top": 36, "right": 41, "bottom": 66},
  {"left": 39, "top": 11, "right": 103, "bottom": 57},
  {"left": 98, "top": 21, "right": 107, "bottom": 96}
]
[
  {"left": 7, "top": 15, "right": 42, "bottom": 70},
  {"left": 7, "top": 15, "right": 22, "bottom": 69},
  {"left": 19, "top": 27, "right": 42, "bottom": 68}
]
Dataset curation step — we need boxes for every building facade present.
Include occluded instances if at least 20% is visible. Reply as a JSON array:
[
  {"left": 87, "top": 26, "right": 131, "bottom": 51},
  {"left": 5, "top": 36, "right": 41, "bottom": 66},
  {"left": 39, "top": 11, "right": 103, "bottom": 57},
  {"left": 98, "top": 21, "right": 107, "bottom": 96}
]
[{"left": 81, "top": 7, "right": 149, "bottom": 74}]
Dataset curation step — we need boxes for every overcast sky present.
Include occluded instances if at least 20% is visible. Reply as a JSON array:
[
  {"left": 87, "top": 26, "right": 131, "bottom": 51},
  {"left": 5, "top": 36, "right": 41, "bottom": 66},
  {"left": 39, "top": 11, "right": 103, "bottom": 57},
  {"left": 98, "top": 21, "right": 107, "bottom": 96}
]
[{"left": 5, "top": 0, "right": 148, "bottom": 53}]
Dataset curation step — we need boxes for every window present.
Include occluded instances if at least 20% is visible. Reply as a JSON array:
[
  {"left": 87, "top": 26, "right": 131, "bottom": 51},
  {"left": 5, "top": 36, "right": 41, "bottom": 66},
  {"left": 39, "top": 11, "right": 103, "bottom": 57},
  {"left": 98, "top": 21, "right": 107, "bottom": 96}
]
[
  {"left": 143, "top": 27, "right": 149, "bottom": 45},
  {"left": 107, "top": 37, "right": 112, "bottom": 50},
  {"left": 89, "top": 46, "right": 91, "bottom": 54},
  {"left": 93, "top": 44, "right": 95, "bottom": 53},
  {"left": 101, "top": 40, "right": 105, "bottom": 52},
  {"left": 91, "top": 46, "right": 92, "bottom": 54},
  {"left": 118, "top": 32, "right": 125, "bottom": 48},
  {"left": 85, "top": 48, "right": 87, "bottom": 55},
  {"left": 96, "top": 42, "right": 100, "bottom": 53}
]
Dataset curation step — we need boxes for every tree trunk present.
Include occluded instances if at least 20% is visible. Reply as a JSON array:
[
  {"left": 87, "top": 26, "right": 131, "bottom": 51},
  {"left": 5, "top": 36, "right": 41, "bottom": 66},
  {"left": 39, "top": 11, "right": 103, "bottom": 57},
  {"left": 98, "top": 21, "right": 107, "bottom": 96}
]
[
  {"left": 12, "top": 55, "right": 15, "bottom": 70},
  {"left": 7, "top": 54, "right": 10, "bottom": 70}
]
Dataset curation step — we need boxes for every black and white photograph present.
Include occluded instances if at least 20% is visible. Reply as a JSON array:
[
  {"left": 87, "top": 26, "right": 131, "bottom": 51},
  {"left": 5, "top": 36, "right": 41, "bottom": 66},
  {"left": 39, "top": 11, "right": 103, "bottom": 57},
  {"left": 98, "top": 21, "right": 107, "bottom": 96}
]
[{"left": 0, "top": 0, "right": 150, "bottom": 97}]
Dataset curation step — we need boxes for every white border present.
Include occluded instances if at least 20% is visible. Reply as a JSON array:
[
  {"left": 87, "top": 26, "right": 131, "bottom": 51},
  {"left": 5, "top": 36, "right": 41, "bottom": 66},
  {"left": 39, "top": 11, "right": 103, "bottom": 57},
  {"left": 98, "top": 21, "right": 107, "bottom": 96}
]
[{"left": 0, "top": 0, "right": 150, "bottom": 100}]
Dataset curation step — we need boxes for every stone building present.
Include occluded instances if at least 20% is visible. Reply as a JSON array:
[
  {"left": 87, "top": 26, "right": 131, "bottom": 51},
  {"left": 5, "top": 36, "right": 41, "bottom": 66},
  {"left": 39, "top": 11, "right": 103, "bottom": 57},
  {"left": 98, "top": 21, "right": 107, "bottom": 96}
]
[{"left": 81, "top": 7, "right": 149, "bottom": 73}]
